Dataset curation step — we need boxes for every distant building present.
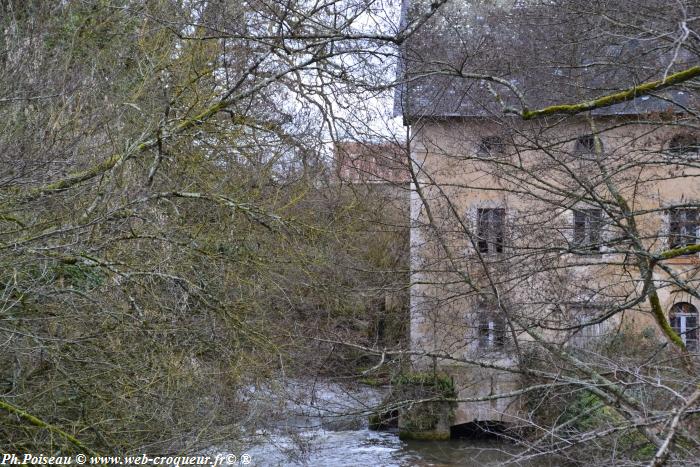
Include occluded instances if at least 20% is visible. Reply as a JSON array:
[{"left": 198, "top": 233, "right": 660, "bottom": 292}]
[
  {"left": 334, "top": 141, "right": 410, "bottom": 185},
  {"left": 333, "top": 141, "right": 412, "bottom": 350}
]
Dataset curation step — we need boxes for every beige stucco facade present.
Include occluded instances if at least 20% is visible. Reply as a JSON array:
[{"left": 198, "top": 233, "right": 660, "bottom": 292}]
[{"left": 408, "top": 117, "right": 700, "bottom": 426}]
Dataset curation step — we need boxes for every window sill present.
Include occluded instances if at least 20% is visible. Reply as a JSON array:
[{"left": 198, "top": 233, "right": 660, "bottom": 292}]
[
  {"left": 474, "top": 347, "right": 511, "bottom": 357},
  {"left": 472, "top": 251, "right": 507, "bottom": 258},
  {"left": 560, "top": 251, "right": 609, "bottom": 263}
]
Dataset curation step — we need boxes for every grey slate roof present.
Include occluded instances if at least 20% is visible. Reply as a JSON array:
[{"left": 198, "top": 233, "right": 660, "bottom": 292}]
[{"left": 395, "top": 0, "right": 699, "bottom": 121}]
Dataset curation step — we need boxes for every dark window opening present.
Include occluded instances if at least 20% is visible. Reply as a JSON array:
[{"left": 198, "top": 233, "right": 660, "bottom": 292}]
[
  {"left": 478, "top": 315, "right": 506, "bottom": 349},
  {"left": 668, "top": 208, "right": 698, "bottom": 250},
  {"left": 478, "top": 136, "right": 506, "bottom": 157},
  {"left": 575, "top": 134, "right": 602, "bottom": 153},
  {"left": 670, "top": 302, "right": 699, "bottom": 351},
  {"left": 573, "top": 209, "right": 603, "bottom": 252},
  {"left": 669, "top": 134, "right": 699, "bottom": 155},
  {"left": 477, "top": 208, "right": 505, "bottom": 254}
]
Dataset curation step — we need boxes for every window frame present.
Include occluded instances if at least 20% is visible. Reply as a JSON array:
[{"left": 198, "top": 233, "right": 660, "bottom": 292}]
[
  {"left": 668, "top": 208, "right": 699, "bottom": 250},
  {"left": 477, "top": 314, "right": 507, "bottom": 350},
  {"left": 668, "top": 134, "right": 699, "bottom": 156},
  {"left": 477, "top": 136, "right": 506, "bottom": 158},
  {"left": 575, "top": 134, "right": 603, "bottom": 154},
  {"left": 572, "top": 208, "right": 603, "bottom": 252},
  {"left": 476, "top": 207, "right": 506, "bottom": 254},
  {"left": 670, "top": 302, "right": 699, "bottom": 351}
]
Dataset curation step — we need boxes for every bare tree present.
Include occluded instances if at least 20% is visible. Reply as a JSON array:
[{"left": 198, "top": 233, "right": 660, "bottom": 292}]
[
  {"left": 358, "top": 0, "right": 700, "bottom": 465},
  {"left": 0, "top": 0, "right": 422, "bottom": 456},
  {"left": 3, "top": 0, "right": 699, "bottom": 464}
]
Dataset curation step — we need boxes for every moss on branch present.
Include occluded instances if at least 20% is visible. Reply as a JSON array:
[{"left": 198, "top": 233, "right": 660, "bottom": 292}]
[
  {"left": 522, "top": 65, "right": 700, "bottom": 120},
  {"left": 658, "top": 244, "right": 700, "bottom": 260},
  {"left": 648, "top": 293, "right": 686, "bottom": 351},
  {"left": 0, "top": 214, "right": 26, "bottom": 227},
  {"left": 20, "top": 153, "right": 126, "bottom": 203},
  {"left": 0, "top": 399, "right": 100, "bottom": 456},
  {"left": 11, "top": 102, "right": 255, "bottom": 204}
]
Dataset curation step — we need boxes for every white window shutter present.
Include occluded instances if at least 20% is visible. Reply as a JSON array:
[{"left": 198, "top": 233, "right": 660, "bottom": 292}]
[
  {"left": 659, "top": 209, "right": 670, "bottom": 250},
  {"left": 464, "top": 206, "right": 477, "bottom": 255},
  {"left": 600, "top": 211, "right": 613, "bottom": 254},
  {"left": 505, "top": 206, "right": 514, "bottom": 251},
  {"left": 562, "top": 209, "right": 575, "bottom": 245}
]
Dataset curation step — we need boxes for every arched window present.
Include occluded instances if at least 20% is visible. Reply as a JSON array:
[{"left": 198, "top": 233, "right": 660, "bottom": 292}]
[{"left": 670, "top": 302, "right": 699, "bottom": 351}]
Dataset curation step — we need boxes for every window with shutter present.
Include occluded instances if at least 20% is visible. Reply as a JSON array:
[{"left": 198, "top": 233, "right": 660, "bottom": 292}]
[
  {"left": 477, "top": 208, "right": 505, "bottom": 254},
  {"left": 668, "top": 208, "right": 698, "bottom": 250},
  {"left": 477, "top": 315, "right": 506, "bottom": 349},
  {"left": 573, "top": 209, "right": 603, "bottom": 252}
]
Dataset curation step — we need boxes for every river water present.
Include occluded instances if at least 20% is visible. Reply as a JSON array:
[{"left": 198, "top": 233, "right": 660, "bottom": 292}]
[
  {"left": 233, "top": 380, "right": 544, "bottom": 466},
  {"left": 244, "top": 428, "right": 529, "bottom": 466}
]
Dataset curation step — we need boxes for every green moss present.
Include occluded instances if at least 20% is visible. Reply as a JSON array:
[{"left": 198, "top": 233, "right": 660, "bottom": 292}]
[
  {"left": 368, "top": 413, "right": 382, "bottom": 430},
  {"left": 368, "top": 408, "right": 399, "bottom": 431},
  {"left": 53, "top": 263, "right": 105, "bottom": 290},
  {"left": 392, "top": 371, "right": 456, "bottom": 440},
  {"left": 635, "top": 443, "right": 656, "bottom": 459},
  {"left": 561, "top": 391, "right": 654, "bottom": 461},
  {"left": 522, "top": 65, "right": 700, "bottom": 120},
  {"left": 358, "top": 377, "right": 384, "bottom": 387},
  {"left": 399, "top": 430, "right": 451, "bottom": 441},
  {"left": 392, "top": 371, "right": 456, "bottom": 397}
]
